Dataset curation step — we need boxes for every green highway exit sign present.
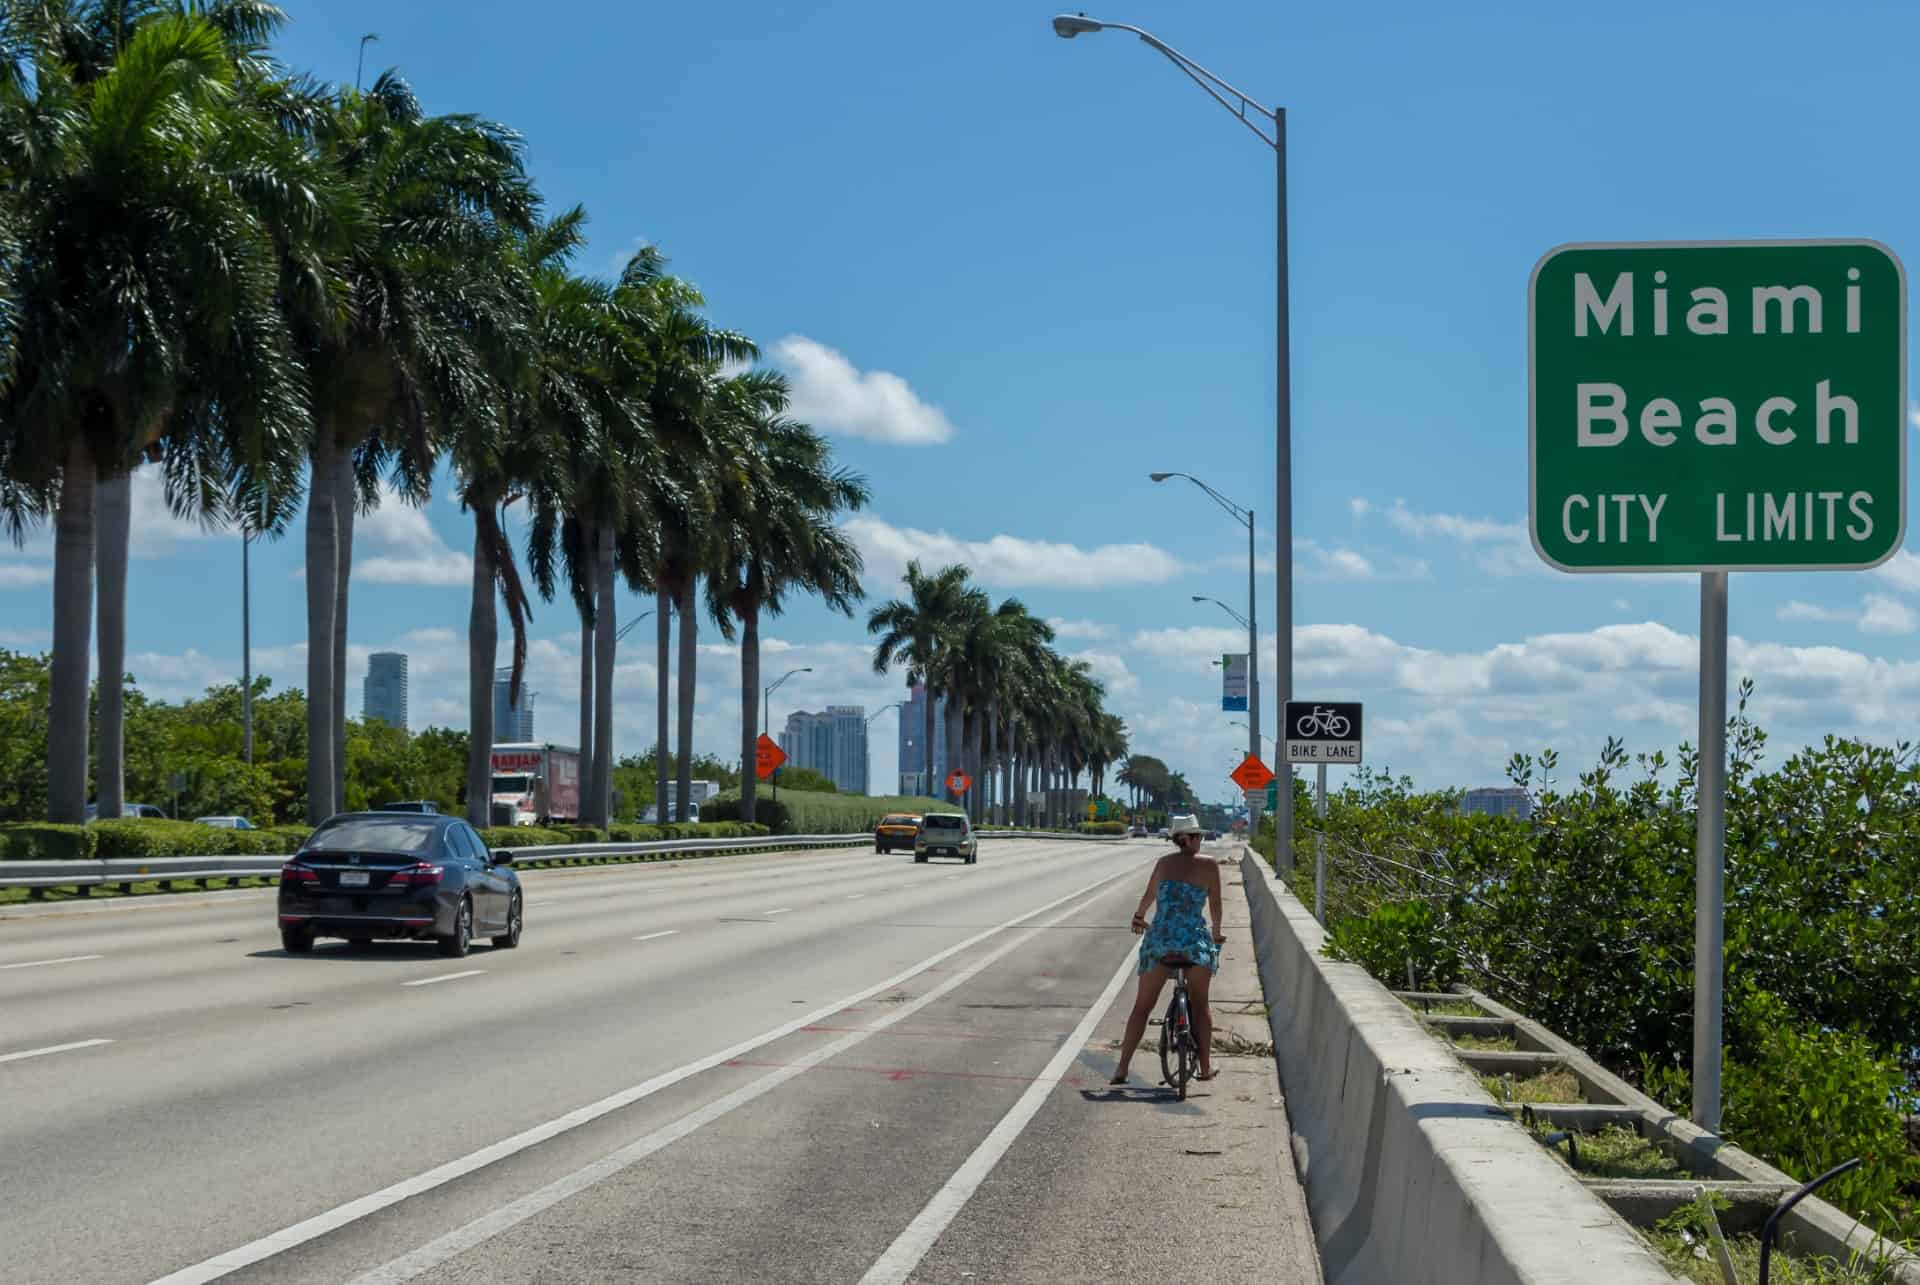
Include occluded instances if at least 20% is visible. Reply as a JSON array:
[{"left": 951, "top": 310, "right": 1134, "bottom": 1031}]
[{"left": 1530, "top": 241, "right": 1906, "bottom": 572}]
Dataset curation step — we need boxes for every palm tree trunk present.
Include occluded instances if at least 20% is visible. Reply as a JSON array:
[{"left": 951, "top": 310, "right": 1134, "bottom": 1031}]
[
  {"left": 578, "top": 599, "right": 594, "bottom": 814},
  {"left": 592, "top": 524, "right": 616, "bottom": 828},
  {"left": 94, "top": 472, "right": 130, "bottom": 819},
  {"left": 674, "top": 579, "right": 697, "bottom": 823},
  {"left": 655, "top": 589, "right": 671, "bottom": 823},
  {"left": 922, "top": 685, "right": 936, "bottom": 799},
  {"left": 465, "top": 517, "right": 497, "bottom": 828},
  {"left": 47, "top": 440, "right": 96, "bottom": 824},
  {"left": 304, "top": 441, "right": 340, "bottom": 825},
  {"left": 331, "top": 449, "right": 356, "bottom": 814},
  {"left": 739, "top": 601, "right": 760, "bottom": 824}
]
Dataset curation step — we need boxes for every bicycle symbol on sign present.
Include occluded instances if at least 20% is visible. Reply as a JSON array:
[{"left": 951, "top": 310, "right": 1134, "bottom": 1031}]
[{"left": 1295, "top": 705, "right": 1352, "bottom": 738}]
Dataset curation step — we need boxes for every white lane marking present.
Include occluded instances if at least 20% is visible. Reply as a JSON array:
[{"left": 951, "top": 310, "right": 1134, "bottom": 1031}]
[
  {"left": 344, "top": 876, "right": 1130, "bottom": 1285},
  {"left": 632, "top": 930, "right": 678, "bottom": 943},
  {"left": 762, "top": 907, "right": 792, "bottom": 916},
  {"left": 148, "top": 866, "right": 1130, "bottom": 1285},
  {"left": 845, "top": 894, "right": 865, "bottom": 901},
  {"left": 400, "top": 970, "right": 485, "bottom": 988},
  {"left": 0, "top": 953, "right": 105, "bottom": 971},
  {"left": 0, "top": 1037, "right": 114, "bottom": 1065},
  {"left": 858, "top": 944, "right": 1136, "bottom": 1283}
]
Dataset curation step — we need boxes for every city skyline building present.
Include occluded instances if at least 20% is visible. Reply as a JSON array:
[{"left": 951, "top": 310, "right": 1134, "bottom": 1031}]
[
  {"left": 491, "top": 667, "right": 535, "bottom": 742},
  {"left": 898, "top": 683, "right": 947, "bottom": 796},
  {"left": 781, "top": 704, "right": 869, "bottom": 795},
  {"left": 363, "top": 652, "right": 409, "bottom": 733}
]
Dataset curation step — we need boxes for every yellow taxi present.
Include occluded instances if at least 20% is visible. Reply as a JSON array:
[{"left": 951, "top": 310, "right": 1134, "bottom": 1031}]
[{"left": 874, "top": 813, "right": 921, "bottom": 854}]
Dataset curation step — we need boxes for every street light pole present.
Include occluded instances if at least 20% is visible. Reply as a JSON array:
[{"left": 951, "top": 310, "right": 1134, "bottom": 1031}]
[
  {"left": 1067, "top": 16, "right": 1292, "bottom": 871},
  {"left": 763, "top": 667, "right": 813, "bottom": 805}
]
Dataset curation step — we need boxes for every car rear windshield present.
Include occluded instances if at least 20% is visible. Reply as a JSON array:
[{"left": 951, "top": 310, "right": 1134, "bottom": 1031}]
[
  {"left": 881, "top": 815, "right": 915, "bottom": 826},
  {"left": 302, "top": 817, "right": 441, "bottom": 856},
  {"left": 923, "top": 815, "right": 965, "bottom": 830}
]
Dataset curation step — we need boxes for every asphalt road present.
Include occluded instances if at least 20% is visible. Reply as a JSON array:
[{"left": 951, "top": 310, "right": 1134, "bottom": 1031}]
[{"left": 0, "top": 835, "right": 1319, "bottom": 1284}]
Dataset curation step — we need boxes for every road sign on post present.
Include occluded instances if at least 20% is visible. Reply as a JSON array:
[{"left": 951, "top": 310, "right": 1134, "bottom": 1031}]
[
  {"left": 1228, "top": 754, "right": 1273, "bottom": 794},
  {"left": 945, "top": 770, "right": 972, "bottom": 797},
  {"left": 1530, "top": 241, "right": 1906, "bottom": 572},
  {"left": 1284, "top": 701, "right": 1363, "bottom": 764},
  {"left": 1530, "top": 238, "right": 1907, "bottom": 1136},
  {"left": 754, "top": 735, "right": 787, "bottom": 780}
]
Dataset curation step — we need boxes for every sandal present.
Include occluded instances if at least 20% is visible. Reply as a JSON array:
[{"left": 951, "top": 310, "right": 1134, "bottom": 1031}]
[
  {"left": 1194, "top": 1068, "right": 1219, "bottom": 1081},
  {"left": 1108, "top": 1072, "right": 1129, "bottom": 1086}
]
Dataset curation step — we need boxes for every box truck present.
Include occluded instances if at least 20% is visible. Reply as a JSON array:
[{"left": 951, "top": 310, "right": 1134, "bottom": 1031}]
[
  {"left": 489, "top": 743, "right": 583, "bottom": 827},
  {"left": 642, "top": 779, "right": 720, "bottom": 824}
]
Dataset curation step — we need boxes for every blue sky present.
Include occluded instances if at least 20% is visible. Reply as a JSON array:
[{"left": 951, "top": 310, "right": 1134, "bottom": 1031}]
[{"left": 7, "top": 0, "right": 1920, "bottom": 801}]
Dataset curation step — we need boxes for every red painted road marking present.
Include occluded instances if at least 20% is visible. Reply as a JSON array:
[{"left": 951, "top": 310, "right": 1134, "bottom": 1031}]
[
  {"left": 798, "top": 1024, "right": 1076, "bottom": 1045},
  {"left": 722, "top": 1057, "right": 1089, "bottom": 1088}
]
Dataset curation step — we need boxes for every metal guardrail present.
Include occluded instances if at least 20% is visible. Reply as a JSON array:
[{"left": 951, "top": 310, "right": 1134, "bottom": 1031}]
[{"left": 0, "top": 829, "right": 1122, "bottom": 896}]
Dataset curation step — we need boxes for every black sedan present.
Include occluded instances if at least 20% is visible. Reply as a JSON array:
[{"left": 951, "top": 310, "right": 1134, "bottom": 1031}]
[{"left": 278, "top": 813, "right": 522, "bottom": 957}]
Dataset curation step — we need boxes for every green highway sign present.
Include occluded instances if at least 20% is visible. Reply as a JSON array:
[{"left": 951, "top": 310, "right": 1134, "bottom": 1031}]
[{"left": 1529, "top": 240, "right": 1906, "bottom": 572}]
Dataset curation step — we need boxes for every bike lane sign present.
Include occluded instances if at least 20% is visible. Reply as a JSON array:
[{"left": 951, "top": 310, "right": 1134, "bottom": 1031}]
[{"left": 1285, "top": 701, "right": 1363, "bottom": 764}]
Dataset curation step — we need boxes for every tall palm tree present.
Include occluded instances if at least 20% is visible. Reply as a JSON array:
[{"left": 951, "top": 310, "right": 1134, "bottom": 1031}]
[
  {"left": 0, "top": 7, "right": 339, "bottom": 822},
  {"left": 614, "top": 249, "right": 754, "bottom": 822},
  {"left": 868, "top": 562, "right": 979, "bottom": 801},
  {"left": 290, "top": 72, "right": 534, "bottom": 823},
  {"left": 524, "top": 228, "right": 656, "bottom": 828},
  {"left": 708, "top": 384, "right": 867, "bottom": 824}
]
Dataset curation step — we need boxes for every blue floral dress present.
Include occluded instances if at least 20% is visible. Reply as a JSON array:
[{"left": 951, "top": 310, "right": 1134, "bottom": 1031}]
[{"left": 1138, "top": 877, "right": 1218, "bottom": 974}]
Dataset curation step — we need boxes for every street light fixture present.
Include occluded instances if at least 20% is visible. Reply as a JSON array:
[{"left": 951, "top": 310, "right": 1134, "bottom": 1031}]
[
  {"left": 1155, "top": 471, "right": 1262, "bottom": 809},
  {"left": 1065, "top": 17, "right": 1295, "bottom": 872},
  {"left": 614, "top": 610, "right": 653, "bottom": 646}
]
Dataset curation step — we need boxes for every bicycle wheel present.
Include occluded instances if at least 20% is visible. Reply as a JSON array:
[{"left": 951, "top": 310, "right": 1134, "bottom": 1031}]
[
  {"left": 1173, "top": 992, "right": 1193, "bottom": 1101},
  {"left": 1327, "top": 714, "right": 1351, "bottom": 737}
]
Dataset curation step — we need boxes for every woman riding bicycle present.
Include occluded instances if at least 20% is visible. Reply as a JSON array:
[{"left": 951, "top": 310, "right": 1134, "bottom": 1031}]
[{"left": 1110, "top": 814, "right": 1226, "bottom": 1086}]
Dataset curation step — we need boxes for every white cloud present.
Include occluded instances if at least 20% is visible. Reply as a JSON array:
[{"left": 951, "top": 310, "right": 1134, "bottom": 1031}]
[
  {"left": 1776, "top": 595, "right": 1917, "bottom": 636},
  {"left": 352, "top": 487, "right": 472, "bottom": 587},
  {"left": 1778, "top": 600, "right": 1853, "bottom": 624},
  {"left": 1385, "top": 498, "right": 1524, "bottom": 544},
  {"left": 1069, "top": 649, "right": 1141, "bottom": 698},
  {"left": 1872, "top": 549, "right": 1920, "bottom": 593},
  {"left": 1046, "top": 617, "right": 1110, "bottom": 641},
  {"left": 1859, "top": 595, "right": 1916, "bottom": 635},
  {"left": 0, "top": 560, "right": 51, "bottom": 589},
  {"left": 1349, "top": 497, "right": 1371, "bottom": 518},
  {"left": 847, "top": 515, "right": 1186, "bottom": 589},
  {"left": 773, "top": 336, "right": 955, "bottom": 446}
]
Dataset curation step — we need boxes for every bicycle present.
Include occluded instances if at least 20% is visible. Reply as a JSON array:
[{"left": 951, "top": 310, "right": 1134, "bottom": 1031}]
[
  {"left": 1157, "top": 954, "right": 1201, "bottom": 1100},
  {"left": 1295, "top": 704, "right": 1351, "bottom": 738}
]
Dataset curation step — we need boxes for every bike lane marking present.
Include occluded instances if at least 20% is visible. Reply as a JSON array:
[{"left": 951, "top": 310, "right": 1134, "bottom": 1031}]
[{"left": 856, "top": 944, "right": 1136, "bottom": 1284}]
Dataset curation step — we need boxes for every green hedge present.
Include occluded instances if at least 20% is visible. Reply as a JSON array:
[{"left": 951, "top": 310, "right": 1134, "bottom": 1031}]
[
  {"left": 0, "top": 824, "right": 96, "bottom": 861},
  {"left": 1076, "top": 821, "right": 1128, "bottom": 835},
  {"left": 707, "top": 788, "right": 952, "bottom": 836},
  {"left": 478, "top": 821, "right": 772, "bottom": 850}
]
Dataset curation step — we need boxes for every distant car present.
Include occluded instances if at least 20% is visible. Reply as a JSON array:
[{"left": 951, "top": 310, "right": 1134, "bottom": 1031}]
[
  {"left": 874, "top": 813, "right": 921, "bottom": 854},
  {"left": 85, "top": 802, "right": 167, "bottom": 820},
  {"left": 1205, "top": 830, "right": 1221, "bottom": 841},
  {"left": 278, "top": 812, "right": 522, "bottom": 957},
  {"left": 194, "top": 816, "right": 256, "bottom": 830},
  {"left": 379, "top": 800, "right": 439, "bottom": 814},
  {"left": 915, "top": 812, "right": 976, "bottom": 864}
]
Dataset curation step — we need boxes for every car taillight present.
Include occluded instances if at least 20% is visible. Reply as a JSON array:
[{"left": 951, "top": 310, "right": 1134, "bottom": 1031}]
[
  {"left": 281, "top": 862, "right": 317, "bottom": 883},
  {"left": 389, "top": 862, "right": 444, "bottom": 887}
]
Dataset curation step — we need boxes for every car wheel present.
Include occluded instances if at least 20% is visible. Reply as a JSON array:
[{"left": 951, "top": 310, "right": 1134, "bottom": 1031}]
[
  {"left": 875, "top": 842, "right": 884, "bottom": 853},
  {"left": 347, "top": 935, "right": 373, "bottom": 946},
  {"left": 966, "top": 850, "right": 977, "bottom": 864},
  {"left": 438, "top": 896, "right": 473, "bottom": 958},
  {"left": 492, "top": 893, "right": 523, "bottom": 950},
  {"left": 281, "top": 926, "right": 314, "bottom": 954},
  {"left": 914, "top": 852, "right": 927, "bottom": 863}
]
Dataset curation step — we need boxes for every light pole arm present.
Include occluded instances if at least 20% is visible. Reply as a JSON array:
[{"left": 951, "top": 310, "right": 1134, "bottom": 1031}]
[
  {"left": 1163, "top": 471, "right": 1253, "bottom": 528},
  {"left": 1093, "top": 22, "right": 1279, "bottom": 148}
]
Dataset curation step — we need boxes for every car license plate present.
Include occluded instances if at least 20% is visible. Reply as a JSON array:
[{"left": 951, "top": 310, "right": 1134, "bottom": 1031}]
[{"left": 339, "top": 870, "right": 370, "bottom": 887}]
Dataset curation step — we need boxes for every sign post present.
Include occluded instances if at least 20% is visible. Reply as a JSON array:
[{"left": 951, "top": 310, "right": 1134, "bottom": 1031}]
[
  {"left": 1284, "top": 702, "right": 1362, "bottom": 917},
  {"left": 1530, "top": 239, "right": 1907, "bottom": 1132}
]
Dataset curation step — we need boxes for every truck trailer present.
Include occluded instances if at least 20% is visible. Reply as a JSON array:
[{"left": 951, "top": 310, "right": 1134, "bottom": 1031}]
[{"left": 489, "top": 743, "right": 583, "bottom": 826}]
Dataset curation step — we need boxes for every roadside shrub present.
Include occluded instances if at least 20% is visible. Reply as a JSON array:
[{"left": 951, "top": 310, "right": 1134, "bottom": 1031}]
[
  {"left": 699, "top": 797, "right": 792, "bottom": 835},
  {"left": 1721, "top": 992, "right": 1917, "bottom": 1219},
  {"left": 476, "top": 826, "right": 572, "bottom": 849},
  {"left": 1324, "top": 899, "right": 1458, "bottom": 991},
  {"left": 1077, "top": 821, "right": 1127, "bottom": 835},
  {"left": 0, "top": 823, "right": 96, "bottom": 861},
  {"left": 89, "top": 819, "right": 305, "bottom": 858}
]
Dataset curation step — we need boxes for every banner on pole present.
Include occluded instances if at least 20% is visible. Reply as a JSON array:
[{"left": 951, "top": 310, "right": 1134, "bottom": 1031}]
[{"left": 1220, "top": 653, "right": 1249, "bottom": 711}]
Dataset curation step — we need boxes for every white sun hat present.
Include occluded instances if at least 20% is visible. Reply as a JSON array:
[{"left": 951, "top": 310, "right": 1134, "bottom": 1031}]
[{"left": 1168, "top": 814, "right": 1202, "bottom": 837}]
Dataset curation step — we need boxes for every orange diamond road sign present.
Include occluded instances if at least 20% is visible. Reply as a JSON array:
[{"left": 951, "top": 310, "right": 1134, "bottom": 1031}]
[
  {"left": 1230, "top": 754, "right": 1274, "bottom": 793},
  {"left": 755, "top": 734, "right": 787, "bottom": 780},
  {"left": 946, "top": 770, "right": 973, "bottom": 795}
]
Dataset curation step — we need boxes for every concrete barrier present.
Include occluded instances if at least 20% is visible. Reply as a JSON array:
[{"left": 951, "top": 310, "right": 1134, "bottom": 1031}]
[{"left": 1239, "top": 850, "right": 1675, "bottom": 1285}]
